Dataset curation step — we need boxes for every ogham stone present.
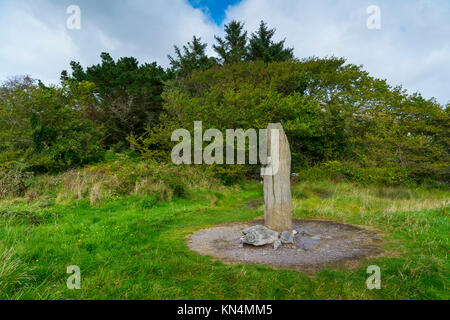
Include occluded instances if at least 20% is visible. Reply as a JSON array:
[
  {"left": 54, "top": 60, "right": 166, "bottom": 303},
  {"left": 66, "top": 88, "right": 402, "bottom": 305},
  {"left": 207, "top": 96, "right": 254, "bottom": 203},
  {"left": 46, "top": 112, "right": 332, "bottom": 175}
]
[{"left": 262, "top": 123, "right": 292, "bottom": 232}]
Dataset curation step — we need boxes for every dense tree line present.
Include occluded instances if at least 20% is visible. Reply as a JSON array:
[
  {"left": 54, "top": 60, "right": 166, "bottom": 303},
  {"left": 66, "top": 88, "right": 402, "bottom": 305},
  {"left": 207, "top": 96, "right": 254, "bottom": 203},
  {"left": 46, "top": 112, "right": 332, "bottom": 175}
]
[
  {"left": 168, "top": 20, "right": 293, "bottom": 76},
  {"left": 0, "top": 20, "right": 448, "bottom": 184}
]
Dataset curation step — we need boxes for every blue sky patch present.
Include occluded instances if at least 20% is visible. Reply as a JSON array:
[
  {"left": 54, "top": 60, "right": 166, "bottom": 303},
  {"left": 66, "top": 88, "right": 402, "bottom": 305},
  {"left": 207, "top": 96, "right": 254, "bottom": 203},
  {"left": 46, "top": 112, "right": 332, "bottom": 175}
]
[{"left": 188, "top": 0, "right": 242, "bottom": 25}]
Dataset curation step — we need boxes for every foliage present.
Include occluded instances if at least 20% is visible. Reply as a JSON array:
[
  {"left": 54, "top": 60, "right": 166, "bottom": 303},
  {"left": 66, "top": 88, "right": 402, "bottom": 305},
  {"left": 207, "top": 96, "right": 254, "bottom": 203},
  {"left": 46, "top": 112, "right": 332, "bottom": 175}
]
[
  {"left": 213, "top": 20, "right": 248, "bottom": 64},
  {"left": 169, "top": 20, "right": 294, "bottom": 76},
  {"left": 0, "top": 19, "right": 448, "bottom": 302},
  {"left": 0, "top": 164, "right": 34, "bottom": 199},
  {"left": 63, "top": 53, "right": 171, "bottom": 150},
  {"left": 246, "top": 20, "right": 294, "bottom": 63},
  {"left": 135, "top": 58, "right": 448, "bottom": 184},
  {"left": 0, "top": 77, "right": 104, "bottom": 173},
  {"left": 295, "top": 161, "right": 414, "bottom": 186},
  {"left": 0, "top": 22, "right": 448, "bottom": 185},
  {"left": 168, "top": 36, "right": 218, "bottom": 78},
  {"left": 52, "top": 153, "right": 218, "bottom": 205},
  {"left": 352, "top": 93, "right": 449, "bottom": 182}
]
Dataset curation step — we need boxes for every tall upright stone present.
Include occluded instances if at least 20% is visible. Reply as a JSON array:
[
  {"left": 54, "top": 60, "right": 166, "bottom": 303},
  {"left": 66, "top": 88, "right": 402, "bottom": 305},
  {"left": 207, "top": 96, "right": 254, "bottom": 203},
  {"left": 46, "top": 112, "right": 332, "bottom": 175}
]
[{"left": 262, "top": 123, "right": 292, "bottom": 232}]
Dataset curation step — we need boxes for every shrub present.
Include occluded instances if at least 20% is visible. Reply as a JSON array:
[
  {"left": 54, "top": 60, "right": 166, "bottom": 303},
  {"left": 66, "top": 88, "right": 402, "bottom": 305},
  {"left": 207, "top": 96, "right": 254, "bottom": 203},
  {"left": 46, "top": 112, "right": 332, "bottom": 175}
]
[
  {"left": 0, "top": 79, "right": 105, "bottom": 173},
  {"left": 0, "top": 165, "right": 34, "bottom": 199},
  {"left": 55, "top": 154, "right": 218, "bottom": 204},
  {"left": 298, "top": 161, "right": 415, "bottom": 186},
  {"left": 134, "top": 59, "right": 448, "bottom": 184}
]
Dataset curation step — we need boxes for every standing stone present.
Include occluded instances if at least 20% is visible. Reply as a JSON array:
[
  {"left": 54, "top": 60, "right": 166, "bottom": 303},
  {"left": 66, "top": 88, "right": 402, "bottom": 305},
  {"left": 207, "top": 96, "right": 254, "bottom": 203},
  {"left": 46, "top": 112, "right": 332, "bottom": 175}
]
[{"left": 262, "top": 123, "right": 292, "bottom": 232}]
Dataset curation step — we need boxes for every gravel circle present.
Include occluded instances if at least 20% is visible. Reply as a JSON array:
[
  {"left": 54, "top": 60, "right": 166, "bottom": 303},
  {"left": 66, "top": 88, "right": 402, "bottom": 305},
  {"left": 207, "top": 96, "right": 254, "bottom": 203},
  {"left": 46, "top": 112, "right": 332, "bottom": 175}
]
[{"left": 187, "top": 219, "right": 384, "bottom": 273}]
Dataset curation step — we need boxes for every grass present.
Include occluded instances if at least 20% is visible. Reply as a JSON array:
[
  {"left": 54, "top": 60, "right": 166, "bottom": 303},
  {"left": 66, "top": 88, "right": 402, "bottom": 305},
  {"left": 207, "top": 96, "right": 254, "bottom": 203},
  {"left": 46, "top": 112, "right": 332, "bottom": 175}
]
[{"left": 0, "top": 178, "right": 448, "bottom": 300}]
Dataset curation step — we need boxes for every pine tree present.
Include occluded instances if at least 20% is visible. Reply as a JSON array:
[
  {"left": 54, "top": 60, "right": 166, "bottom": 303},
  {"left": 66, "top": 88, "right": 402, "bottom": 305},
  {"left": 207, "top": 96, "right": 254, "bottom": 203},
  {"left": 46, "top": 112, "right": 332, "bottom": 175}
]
[
  {"left": 63, "top": 53, "right": 170, "bottom": 149},
  {"left": 247, "top": 21, "right": 294, "bottom": 63},
  {"left": 168, "top": 36, "right": 217, "bottom": 77},
  {"left": 213, "top": 20, "right": 248, "bottom": 64}
]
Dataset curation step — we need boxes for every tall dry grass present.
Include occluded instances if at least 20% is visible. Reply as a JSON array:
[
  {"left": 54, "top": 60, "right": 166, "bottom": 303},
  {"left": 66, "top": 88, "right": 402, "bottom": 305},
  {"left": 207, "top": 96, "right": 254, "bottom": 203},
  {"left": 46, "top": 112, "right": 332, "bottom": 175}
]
[
  {"left": 0, "top": 247, "right": 34, "bottom": 299},
  {"left": 0, "top": 222, "right": 34, "bottom": 299},
  {"left": 54, "top": 161, "right": 218, "bottom": 205},
  {"left": 292, "top": 180, "right": 449, "bottom": 223}
]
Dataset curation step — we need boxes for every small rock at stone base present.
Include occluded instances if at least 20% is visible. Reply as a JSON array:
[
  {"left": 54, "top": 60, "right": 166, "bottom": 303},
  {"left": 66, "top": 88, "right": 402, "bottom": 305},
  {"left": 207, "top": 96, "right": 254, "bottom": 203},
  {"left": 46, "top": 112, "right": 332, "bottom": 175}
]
[
  {"left": 234, "top": 237, "right": 245, "bottom": 248},
  {"left": 296, "top": 236, "right": 318, "bottom": 251},
  {"left": 280, "top": 231, "right": 294, "bottom": 244},
  {"left": 274, "top": 239, "right": 282, "bottom": 251},
  {"left": 242, "top": 225, "right": 279, "bottom": 246}
]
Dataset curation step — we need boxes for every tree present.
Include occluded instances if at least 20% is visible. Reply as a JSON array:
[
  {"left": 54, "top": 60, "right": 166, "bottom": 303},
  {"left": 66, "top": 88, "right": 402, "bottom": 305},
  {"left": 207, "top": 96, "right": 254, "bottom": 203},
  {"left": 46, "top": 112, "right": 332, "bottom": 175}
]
[
  {"left": 213, "top": 20, "right": 248, "bottom": 64},
  {"left": 168, "top": 36, "right": 217, "bottom": 77},
  {"left": 137, "top": 57, "right": 448, "bottom": 183},
  {"left": 63, "top": 53, "right": 170, "bottom": 150},
  {"left": 0, "top": 76, "right": 36, "bottom": 161},
  {"left": 247, "top": 21, "right": 294, "bottom": 63},
  {"left": 354, "top": 93, "right": 449, "bottom": 181},
  {"left": 0, "top": 77, "right": 104, "bottom": 172}
]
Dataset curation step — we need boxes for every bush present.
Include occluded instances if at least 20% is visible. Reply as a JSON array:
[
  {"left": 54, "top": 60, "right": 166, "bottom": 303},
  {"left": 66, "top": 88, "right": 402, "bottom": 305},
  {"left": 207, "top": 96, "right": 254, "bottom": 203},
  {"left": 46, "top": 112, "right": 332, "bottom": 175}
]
[
  {"left": 297, "top": 161, "right": 414, "bottom": 186},
  {"left": 0, "top": 78, "right": 105, "bottom": 173},
  {"left": 0, "top": 165, "right": 34, "bottom": 199},
  {"left": 55, "top": 154, "right": 218, "bottom": 205},
  {"left": 211, "top": 165, "right": 254, "bottom": 185},
  {"left": 135, "top": 59, "right": 448, "bottom": 184}
]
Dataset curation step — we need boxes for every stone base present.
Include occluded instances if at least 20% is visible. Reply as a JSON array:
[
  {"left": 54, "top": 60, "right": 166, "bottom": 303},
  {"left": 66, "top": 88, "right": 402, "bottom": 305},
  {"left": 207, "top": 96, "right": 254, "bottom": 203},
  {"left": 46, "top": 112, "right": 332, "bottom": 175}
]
[{"left": 187, "top": 219, "right": 385, "bottom": 273}]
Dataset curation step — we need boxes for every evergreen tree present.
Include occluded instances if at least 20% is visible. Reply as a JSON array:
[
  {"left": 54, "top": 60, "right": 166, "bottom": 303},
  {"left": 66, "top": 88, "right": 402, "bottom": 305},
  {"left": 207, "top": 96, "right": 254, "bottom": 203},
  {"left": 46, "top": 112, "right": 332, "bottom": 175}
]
[
  {"left": 168, "top": 36, "right": 217, "bottom": 77},
  {"left": 213, "top": 20, "right": 248, "bottom": 64},
  {"left": 63, "top": 53, "right": 170, "bottom": 150},
  {"left": 247, "top": 21, "right": 294, "bottom": 63}
]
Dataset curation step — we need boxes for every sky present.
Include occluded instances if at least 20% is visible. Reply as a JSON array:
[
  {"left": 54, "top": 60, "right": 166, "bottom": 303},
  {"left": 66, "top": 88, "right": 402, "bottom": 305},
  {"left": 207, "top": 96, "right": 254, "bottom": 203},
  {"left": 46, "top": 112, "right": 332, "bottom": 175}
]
[{"left": 0, "top": 0, "right": 448, "bottom": 105}]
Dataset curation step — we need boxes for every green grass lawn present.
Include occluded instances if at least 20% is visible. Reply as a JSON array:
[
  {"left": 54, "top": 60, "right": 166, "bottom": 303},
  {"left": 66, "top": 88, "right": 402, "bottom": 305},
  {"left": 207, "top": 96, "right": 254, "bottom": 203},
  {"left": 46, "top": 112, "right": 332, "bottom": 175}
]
[{"left": 0, "top": 180, "right": 448, "bottom": 300}]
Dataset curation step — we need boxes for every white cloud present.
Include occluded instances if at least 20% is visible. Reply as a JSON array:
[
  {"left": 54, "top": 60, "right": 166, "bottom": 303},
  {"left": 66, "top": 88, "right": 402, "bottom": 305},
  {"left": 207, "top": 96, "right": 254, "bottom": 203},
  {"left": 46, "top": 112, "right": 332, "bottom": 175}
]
[
  {"left": 0, "top": 0, "right": 448, "bottom": 104},
  {"left": 0, "top": 2, "right": 80, "bottom": 84},
  {"left": 0, "top": 0, "right": 219, "bottom": 84},
  {"left": 224, "top": 0, "right": 450, "bottom": 104}
]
